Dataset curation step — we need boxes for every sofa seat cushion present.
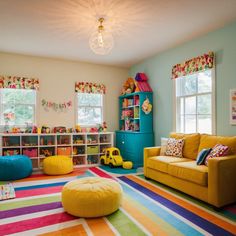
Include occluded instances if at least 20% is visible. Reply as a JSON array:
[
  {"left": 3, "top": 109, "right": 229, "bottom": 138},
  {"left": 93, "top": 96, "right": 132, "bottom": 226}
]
[
  {"left": 147, "top": 156, "right": 191, "bottom": 173},
  {"left": 168, "top": 161, "right": 208, "bottom": 186}
]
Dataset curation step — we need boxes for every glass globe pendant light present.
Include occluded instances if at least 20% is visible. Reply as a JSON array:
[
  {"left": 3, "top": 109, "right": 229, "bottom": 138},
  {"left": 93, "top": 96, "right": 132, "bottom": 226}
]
[{"left": 89, "top": 18, "right": 114, "bottom": 55}]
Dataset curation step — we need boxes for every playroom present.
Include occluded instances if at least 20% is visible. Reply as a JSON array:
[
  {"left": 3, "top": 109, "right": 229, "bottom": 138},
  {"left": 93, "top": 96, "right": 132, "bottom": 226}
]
[{"left": 0, "top": 1, "right": 236, "bottom": 235}]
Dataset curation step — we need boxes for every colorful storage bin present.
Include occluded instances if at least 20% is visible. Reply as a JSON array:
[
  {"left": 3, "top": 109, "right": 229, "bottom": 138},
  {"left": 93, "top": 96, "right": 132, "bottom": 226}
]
[
  {"left": 57, "top": 147, "right": 71, "bottom": 156},
  {"left": 87, "top": 146, "right": 99, "bottom": 154},
  {"left": 23, "top": 148, "right": 38, "bottom": 157}
]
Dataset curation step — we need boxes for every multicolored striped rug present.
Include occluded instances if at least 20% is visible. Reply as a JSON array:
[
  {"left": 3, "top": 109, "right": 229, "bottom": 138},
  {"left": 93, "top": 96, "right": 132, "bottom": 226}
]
[{"left": 0, "top": 167, "right": 235, "bottom": 236}]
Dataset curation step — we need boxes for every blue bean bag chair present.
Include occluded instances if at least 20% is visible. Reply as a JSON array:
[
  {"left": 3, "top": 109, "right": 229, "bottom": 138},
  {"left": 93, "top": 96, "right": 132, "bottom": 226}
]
[{"left": 0, "top": 155, "right": 33, "bottom": 181}]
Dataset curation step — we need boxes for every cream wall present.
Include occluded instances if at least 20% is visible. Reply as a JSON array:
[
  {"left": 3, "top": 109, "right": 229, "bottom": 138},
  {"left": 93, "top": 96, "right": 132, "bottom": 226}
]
[{"left": 0, "top": 52, "right": 128, "bottom": 131}]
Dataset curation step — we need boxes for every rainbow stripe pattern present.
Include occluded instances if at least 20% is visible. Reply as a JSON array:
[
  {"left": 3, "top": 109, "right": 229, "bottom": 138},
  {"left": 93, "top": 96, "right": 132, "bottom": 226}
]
[{"left": 0, "top": 167, "right": 235, "bottom": 235}]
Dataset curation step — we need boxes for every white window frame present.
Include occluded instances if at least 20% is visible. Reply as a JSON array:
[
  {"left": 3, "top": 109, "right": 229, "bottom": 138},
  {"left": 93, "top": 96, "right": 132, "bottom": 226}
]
[
  {"left": 173, "top": 69, "right": 216, "bottom": 134},
  {"left": 75, "top": 92, "right": 104, "bottom": 127},
  {"left": 0, "top": 88, "right": 37, "bottom": 128}
]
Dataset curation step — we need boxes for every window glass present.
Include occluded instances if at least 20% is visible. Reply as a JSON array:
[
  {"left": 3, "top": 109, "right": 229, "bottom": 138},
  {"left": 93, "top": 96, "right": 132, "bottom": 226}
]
[
  {"left": 175, "top": 69, "right": 214, "bottom": 134},
  {"left": 77, "top": 93, "right": 103, "bottom": 126},
  {"left": 0, "top": 89, "right": 36, "bottom": 127}
]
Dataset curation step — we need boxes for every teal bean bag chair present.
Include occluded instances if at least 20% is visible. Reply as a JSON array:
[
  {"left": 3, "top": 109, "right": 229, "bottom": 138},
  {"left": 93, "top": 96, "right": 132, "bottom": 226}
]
[{"left": 0, "top": 155, "right": 32, "bottom": 181}]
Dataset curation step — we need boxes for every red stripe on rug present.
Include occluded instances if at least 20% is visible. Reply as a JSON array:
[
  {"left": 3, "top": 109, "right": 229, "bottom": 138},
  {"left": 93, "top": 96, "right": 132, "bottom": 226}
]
[
  {"left": 16, "top": 186, "right": 63, "bottom": 198},
  {"left": 0, "top": 212, "right": 76, "bottom": 235},
  {"left": 89, "top": 167, "right": 114, "bottom": 179},
  {"left": 14, "top": 168, "right": 88, "bottom": 182}
]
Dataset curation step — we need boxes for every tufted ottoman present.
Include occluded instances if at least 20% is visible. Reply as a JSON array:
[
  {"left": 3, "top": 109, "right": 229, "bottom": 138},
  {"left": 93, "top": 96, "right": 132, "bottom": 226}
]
[
  {"left": 43, "top": 155, "right": 73, "bottom": 175},
  {"left": 0, "top": 155, "right": 32, "bottom": 181},
  {"left": 62, "top": 177, "right": 122, "bottom": 218}
]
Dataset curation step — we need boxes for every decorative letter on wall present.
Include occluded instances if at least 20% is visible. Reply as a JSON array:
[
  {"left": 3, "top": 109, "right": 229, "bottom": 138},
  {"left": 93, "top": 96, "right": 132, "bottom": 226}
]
[
  {"left": 230, "top": 89, "right": 236, "bottom": 125},
  {"left": 41, "top": 99, "right": 72, "bottom": 112}
]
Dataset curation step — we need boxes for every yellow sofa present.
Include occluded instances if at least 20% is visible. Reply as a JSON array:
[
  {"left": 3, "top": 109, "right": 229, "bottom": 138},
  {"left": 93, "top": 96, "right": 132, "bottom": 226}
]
[{"left": 144, "top": 133, "right": 236, "bottom": 208}]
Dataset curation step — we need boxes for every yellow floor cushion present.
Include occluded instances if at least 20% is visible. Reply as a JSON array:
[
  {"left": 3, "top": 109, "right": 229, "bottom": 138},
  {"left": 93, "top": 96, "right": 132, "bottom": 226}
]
[
  {"left": 43, "top": 156, "right": 73, "bottom": 175},
  {"left": 147, "top": 156, "right": 191, "bottom": 173},
  {"left": 62, "top": 177, "right": 123, "bottom": 218},
  {"left": 168, "top": 161, "right": 208, "bottom": 186}
]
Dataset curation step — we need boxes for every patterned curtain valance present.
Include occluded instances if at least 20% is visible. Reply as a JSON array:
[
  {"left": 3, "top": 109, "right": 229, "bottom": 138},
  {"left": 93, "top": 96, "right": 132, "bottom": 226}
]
[
  {"left": 75, "top": 82, "right": 106, "bottom": 94},
  {"left": 0, "top": 76, "right": 39, "bottom": 90},
  {"left": 172, "top": 52, "right": 214, "bottom": 79}
]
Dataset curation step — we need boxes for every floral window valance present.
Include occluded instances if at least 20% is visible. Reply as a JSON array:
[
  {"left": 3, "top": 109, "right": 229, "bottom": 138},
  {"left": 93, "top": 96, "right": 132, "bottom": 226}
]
[
  {"left": 75, "top": 82, "right": 106, "bottom": 94},
  {"left": 172, "top": 52, "right": 214, "bottom": 79},
  {"left": 0, "top": 76, "right": 39, "bottom": 90}
]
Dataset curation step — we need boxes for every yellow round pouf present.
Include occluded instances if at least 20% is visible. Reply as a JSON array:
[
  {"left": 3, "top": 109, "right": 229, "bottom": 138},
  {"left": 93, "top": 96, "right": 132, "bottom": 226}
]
[
  {"left": 62, "top": 177, "right": 123, "bottom": 218},
  {"left": 43, "top": 156, "right": 73, "bottom": 175},
  {"left": 123, "top": 161, "right": 133, "bottom": 169}
]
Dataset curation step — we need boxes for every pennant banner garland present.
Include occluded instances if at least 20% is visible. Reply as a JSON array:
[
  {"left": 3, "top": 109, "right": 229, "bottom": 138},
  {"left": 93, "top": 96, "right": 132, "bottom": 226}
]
[{"left": 42, "top": 99, "right": 72, "bottom": 111}]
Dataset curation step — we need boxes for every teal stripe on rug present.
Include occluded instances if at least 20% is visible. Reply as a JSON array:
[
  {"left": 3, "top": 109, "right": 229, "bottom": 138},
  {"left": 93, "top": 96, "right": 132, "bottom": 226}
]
[
  {"left": 138, "top": 174, "right": 236, "bottom": 222},
  {"left": 99, "top": 165, "right": 137, "bottom": 174},
  {"left": 119, "top": 181, "right": 204, "bottom": 236}
]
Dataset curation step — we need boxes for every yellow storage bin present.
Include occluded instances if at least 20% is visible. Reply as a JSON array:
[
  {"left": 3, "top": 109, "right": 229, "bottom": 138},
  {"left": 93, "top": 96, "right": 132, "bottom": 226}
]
[{"left": 87, "top": 146, "right": 99, "bottom": 154}]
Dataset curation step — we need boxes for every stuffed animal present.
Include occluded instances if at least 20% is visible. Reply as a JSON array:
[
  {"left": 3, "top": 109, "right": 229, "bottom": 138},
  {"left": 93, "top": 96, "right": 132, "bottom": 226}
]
[{"left": 122, "top": 78, "right": 136, "bottom": 95}]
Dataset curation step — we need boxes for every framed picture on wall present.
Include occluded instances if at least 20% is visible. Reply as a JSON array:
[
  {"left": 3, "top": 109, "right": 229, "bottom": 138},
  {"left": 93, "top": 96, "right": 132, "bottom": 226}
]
[{"left": 230, "top": 89, "right": 236, "bottom": 125}]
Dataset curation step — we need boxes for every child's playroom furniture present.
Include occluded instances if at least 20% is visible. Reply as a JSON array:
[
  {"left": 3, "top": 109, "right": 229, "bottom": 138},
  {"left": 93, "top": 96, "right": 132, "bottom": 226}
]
[
  {"left": 116, "top": 92, "right": 154, "bottom": 168},
  {"left": 144, "top": 133, "right": 236, "bottom": 208},
  {"left": 0, "top": 132, "right": 114, "bottom": 170},
  {"left": 62, "top": 177, "right": 122, "bottom": 217},
  {"left": 43, "top": 155, "right": 73, "bottom": 175},
  {"left": 0, "top": 155, "right": 32, "bottom": 180}
]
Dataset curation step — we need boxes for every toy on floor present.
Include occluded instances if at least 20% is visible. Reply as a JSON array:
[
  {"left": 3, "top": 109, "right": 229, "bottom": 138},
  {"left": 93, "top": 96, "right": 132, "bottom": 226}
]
[
  {"left": 0, "top": 183, "right": 15, "bottom": 200},
  {"left": 100, "top": 147, "right": 123, "bottom": 168}
]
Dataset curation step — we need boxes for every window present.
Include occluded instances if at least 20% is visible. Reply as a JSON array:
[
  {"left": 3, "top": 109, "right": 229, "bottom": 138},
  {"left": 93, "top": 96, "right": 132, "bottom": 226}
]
[
  {"left": 76, "top": 93, "right": 103, "bottom": 126},
  {"left": 174, "top": 69, "right": 215, "bottom": 134},
  {"left": 0, "top": 89, "right": 37, "bottom": 127}
]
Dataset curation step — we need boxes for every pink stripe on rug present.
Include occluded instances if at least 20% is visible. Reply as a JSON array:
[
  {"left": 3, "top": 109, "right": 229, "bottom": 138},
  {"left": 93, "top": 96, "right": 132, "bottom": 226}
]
[
  {"left": 0, "top": 212, "right": 76, "bottom": 235},
  {"left": 89, "top": 167, "right": 114, "bottom": 179},
  {"left": 16, "top": 186, "right": 63, "bottom": 198}
]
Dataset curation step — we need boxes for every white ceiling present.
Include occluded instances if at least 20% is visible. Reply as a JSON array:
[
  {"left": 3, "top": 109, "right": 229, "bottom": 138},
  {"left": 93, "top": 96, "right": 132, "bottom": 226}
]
[{"left": 0, "top": 0, "right": 236, "bottom": 68}]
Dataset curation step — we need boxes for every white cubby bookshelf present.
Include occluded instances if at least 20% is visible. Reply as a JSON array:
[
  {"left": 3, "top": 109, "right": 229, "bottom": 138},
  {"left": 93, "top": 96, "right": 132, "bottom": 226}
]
[{"left": 0, "top": 132, "right": 114, "bottom": 170}]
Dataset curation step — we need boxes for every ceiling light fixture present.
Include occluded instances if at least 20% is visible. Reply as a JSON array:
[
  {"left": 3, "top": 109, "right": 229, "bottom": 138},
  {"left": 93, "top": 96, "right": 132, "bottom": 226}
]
[{"left": 89, "top": 17, "right": 114, "bottom": 55}]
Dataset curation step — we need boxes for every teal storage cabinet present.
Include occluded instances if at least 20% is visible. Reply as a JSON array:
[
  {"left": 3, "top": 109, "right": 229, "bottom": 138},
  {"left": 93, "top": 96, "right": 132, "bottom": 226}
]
[{"left": 116, "top": 92, "right": 154, "bottom": 168}]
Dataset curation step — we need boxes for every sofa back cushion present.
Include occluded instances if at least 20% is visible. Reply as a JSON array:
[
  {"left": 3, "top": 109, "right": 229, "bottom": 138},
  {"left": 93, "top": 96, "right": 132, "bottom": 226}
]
[
  {"left": 170, "top": 133, "right": 200, "bottom": 160},
  {"left": 198, "top": 134, "right": 236, "bottom": 155}
]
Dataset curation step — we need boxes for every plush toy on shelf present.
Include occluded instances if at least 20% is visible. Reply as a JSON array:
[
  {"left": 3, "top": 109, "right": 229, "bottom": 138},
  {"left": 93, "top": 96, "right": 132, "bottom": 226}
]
[
  {"left": 122, "top": 78, "right": 136, "bottom": 95},
  {"left": 98, "top": 121, "right": 107, "bottom": 132}
]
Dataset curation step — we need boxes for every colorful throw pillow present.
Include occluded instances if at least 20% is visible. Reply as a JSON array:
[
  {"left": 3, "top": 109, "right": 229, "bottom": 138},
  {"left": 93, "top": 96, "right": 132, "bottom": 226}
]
[
  {"left": 204, "top": 144, "right": 229, "bottom": 166},
  {"left": 165, "top": 138, "right": 184, "bottom": 157},
  {"left": 196, "top": 148, "right": 212, "bottom": 165}
]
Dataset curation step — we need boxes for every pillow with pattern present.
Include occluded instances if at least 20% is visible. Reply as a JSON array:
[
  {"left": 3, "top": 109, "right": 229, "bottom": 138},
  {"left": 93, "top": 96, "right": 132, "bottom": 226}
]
[
  {"left": 196, "top": 148, "right": 212, "bottom": 165},
  {"left": 165, "top": 138, "right": 184, "bottom": 157},
  {"left": 204, "top": 144, "right": 229, "bottom": 166}
]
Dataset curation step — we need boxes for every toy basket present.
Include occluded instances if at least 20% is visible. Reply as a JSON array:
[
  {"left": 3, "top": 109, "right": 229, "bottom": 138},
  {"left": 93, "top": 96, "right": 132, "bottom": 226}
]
[{"left": 57, "top": 147, "right": 71, "bottom": 155}]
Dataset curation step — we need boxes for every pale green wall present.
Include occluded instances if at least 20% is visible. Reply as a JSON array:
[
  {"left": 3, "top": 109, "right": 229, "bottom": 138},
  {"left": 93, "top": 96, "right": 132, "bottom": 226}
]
[{"left": 130, "top": 21, "right": 236, "bottom": 145}]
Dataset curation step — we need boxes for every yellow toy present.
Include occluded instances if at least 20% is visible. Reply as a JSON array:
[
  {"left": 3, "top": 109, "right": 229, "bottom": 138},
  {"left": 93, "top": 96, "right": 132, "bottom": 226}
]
[
  {"left": 123, "top": 161, "right": 133, "bottom": 169},
  {"left": 75, "top": 124, "right": 81, "bottom": 133},
  {"left": 100, "top": 147, "right": 123, "bottom": 168}
]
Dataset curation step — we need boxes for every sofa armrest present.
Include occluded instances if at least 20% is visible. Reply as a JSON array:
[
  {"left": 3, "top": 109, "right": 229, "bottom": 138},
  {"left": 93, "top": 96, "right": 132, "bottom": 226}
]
[
  {"left": 144, "top": 147, "right": 161, "bottom": 176},
  {"left": 208, "top": 155, "right": 236, "bottom": 207}
]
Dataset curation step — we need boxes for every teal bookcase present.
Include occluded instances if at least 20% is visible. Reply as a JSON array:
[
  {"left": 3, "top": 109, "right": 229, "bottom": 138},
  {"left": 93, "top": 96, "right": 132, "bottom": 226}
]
[{"left": 116, "top": 92, "right": 154, "bottom": 168}]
